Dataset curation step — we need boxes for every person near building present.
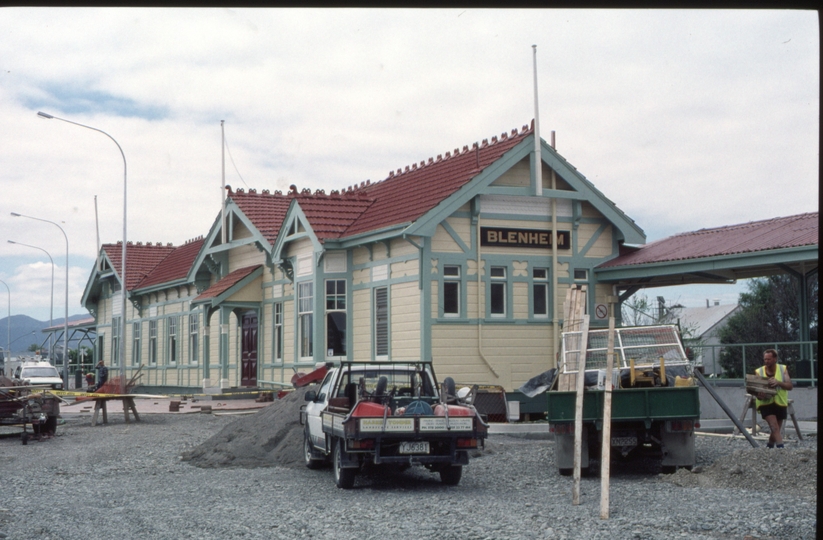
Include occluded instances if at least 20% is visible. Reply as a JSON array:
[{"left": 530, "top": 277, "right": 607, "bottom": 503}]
[
  {"left": 94, "top": 360, "right": 108, "bottom": 392},
  {"left": 85, "top": 371, "right": 95, "bottom": 390},
  {"left": 755, "top": 349, "right": 793, "bottom": 448}
]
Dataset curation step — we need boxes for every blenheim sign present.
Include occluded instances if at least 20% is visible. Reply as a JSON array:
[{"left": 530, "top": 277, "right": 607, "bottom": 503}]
[{"left": 480, "top": 227, "right": 570, "bottom": 249}]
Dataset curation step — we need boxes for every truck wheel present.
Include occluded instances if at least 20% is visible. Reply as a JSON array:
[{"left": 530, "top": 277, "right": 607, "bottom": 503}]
[
  {"left": 333, "top": 440, "right": 356, "bottom": 489},
  {"left": 304, "top": 432, "right": 323, "bottom": 470},
  {"left": 661, "top": 465, "right": 677, "bottom": 474},
  {"left": 439, "top": 465, "right": 462, "bottom": 486},
  {"left": 559, "top": 468, "right": 572, "bottom": 476}
]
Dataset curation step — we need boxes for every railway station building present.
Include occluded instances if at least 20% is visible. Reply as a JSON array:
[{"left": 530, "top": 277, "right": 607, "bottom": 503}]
[{"left": 79, "top": 120, "right": 817, "bottom": 398}]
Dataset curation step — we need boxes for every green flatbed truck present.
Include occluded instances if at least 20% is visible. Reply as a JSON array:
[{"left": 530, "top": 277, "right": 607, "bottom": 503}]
[{"left": 548, "top": 325, "right": 700, "bottom": 475}]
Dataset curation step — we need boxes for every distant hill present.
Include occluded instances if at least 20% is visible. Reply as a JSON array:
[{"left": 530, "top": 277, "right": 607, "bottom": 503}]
[{"left": 0, "top": 313, "right": 92, "bottom": 356}]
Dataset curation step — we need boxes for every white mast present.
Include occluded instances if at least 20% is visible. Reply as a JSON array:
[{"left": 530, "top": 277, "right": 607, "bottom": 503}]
[
  {"left": 532, "top": 45, "right": 542, "bottom": 197},
  {"left": 221, "top": 120, "right": 226, "bottom": 245}
]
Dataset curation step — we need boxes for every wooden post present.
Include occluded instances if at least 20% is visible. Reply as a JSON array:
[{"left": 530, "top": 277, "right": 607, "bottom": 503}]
[
  {"left": 572, "top": 316, "right": 590, "bottom": 506},
  {"left": 599, "top": 298, "right": 616, "bottom": 519}
]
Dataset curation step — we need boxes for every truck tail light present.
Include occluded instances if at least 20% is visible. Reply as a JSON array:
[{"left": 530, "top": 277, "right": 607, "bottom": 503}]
[
  {"left": 348, "top": 439, "right": 374, "bottom": 450},
  {"left": 665, "top": 420, "right": 695, "bottom": 433},
  {"left": 456, "top": 438, "right": 477, "bottom": 448},
  {"left": 550, "top": 423, "right": 574, "bottom": 435}
]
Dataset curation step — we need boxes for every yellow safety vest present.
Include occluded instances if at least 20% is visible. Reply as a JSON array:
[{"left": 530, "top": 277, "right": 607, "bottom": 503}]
[{"left": 755, "top": 364, "right": 789, "bottom": 408}]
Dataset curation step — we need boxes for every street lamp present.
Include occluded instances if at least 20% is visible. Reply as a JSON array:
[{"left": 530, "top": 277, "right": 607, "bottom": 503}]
[
  {"left": 10, "top": 213, "right": 69, "bottom": 388},
  {"left": 8, "top": 240, "right": 55, "bottom": 359},
  {"left": 37, "top": 111, "right": 128, "bottom": 394},
  {"left": 0, "top": 279, "right": 9, "bottom": 374}
]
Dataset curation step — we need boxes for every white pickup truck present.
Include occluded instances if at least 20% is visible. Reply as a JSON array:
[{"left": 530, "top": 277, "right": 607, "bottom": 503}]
[{"left": 300, "top": 361, "right": 488, "bottom": 489}]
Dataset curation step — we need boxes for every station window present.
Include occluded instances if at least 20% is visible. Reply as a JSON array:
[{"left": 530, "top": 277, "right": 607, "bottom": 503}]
[
  {"left": 326, "top": 279, "right": 346, "bottom": 358},
  {"left": 574, "top": 269, "right": 589, "bottom": 281},
  {"left": 374, "top": 287, "right": 388, "bottom": 358},
  {"left": 167, "top": 316, "right": 178, "bottom": 365},
  {"left": 189, "top": 314, "right": 199, "bottom": 365},
  {"left": 111, "top": 317, "right": 121, "bottom": 367},
  {"left": 533, "top": 267, "right": 549, "bottom": 318},
  {"left": 490, "top": 266, "right": 507, "bottom": 317},
  {"left": 132, "top": 322, "right": 141, "bottom": 365},
  {"left": 272, "top": 303, "right": 283, "bottom": 363},
  {"left": 148, "top": 320, "right": 158, "bottom": 365},
  {"left": 443, "top": 265, "right": 461, "bottom": 317},
  {"left": 298, "top": 282, "right": 314, "bottom": 361}
]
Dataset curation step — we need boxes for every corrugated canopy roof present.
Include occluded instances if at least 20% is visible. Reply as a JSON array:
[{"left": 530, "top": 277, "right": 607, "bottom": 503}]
[{"left": 596, "top": 212, "right": 818, "bottom": 287}]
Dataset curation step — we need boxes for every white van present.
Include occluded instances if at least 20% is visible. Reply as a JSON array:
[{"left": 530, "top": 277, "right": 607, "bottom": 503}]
[{"left": 12, "top": 361, "right": 64, "bottom": 389}]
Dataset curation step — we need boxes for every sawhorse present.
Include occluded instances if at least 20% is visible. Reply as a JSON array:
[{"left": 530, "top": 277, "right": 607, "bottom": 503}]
[
  {"left": 736, "top": 395, "right": 803, "bottom": 440},
  {"left": 91, "top": 397, "right": 141, "bottom": 427}
]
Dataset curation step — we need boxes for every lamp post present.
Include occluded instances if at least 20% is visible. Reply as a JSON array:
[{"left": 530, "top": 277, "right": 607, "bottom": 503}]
[
  {"left": 8, "top": 240, "right": 55, "bottom": 359},
  {"left": 0, "top": 279, "right": 9, "bottom": 374},
  {"left": 37, "top": 111, "right": 128, "bottom": 394},
  {"left": 10, "top": 213, "right": 69, "bottom": 387}
]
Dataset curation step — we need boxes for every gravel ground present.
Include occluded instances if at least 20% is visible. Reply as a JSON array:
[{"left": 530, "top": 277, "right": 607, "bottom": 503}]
[{"left": 0, "top": 413, "right": 816, "bottom": 540}]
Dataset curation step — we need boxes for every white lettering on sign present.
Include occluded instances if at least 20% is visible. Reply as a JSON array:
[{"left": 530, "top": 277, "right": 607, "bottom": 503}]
[
  {"left": 359, "top": 418, "right": 415, "bottom": 432},
  {"left": 419, "top": 417, "right": 473, "bottom": 432}
]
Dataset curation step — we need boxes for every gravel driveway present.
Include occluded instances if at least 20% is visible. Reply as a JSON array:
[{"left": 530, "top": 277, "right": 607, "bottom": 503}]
[{"left": 0, "top": 413, "right": 816, "bottom": 540}]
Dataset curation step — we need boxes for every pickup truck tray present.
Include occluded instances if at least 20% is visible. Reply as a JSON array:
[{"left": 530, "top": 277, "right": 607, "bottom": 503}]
[{"left": 547, "top": 386, "right": 700, "bottom": 423}]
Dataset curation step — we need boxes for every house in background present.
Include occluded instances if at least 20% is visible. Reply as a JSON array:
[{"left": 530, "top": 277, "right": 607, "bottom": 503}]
[{"left": 670, "top": 300, "right": 739, "bottom": 375}]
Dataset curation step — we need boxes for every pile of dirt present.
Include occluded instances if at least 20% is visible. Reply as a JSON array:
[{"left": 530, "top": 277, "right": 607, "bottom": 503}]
[
  {"left": 181, "top": 385, "right": 314, "bottom": 469},
  {"left": 662, "top": 446, "right": 817, "bottom": 498}
]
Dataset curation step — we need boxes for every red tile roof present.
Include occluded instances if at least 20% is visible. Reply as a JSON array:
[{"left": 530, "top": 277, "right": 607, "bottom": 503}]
[
  {"left": 598, "top": 212, "right": 818, "bottom": 268},
  {"left": 228, "top": 122, "right": 534, "bottom": 243},
  {"left": 192, "top": 264, "right": 262, "bottom": 302},
  {"left": 134, "top": 237, "right": 206, "bottom": 290},
  {"left": 346, "top": 123, "right": 533, "bottom": 236},
  {"left": 228, "top": 189, "right": 293, "bottom": 245},
  {"left": 102, "top": 242, "right": 177, "bottom": 291}
]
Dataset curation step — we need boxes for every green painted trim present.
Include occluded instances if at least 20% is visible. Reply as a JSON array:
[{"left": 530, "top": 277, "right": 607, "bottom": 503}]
[
  {"left": 578, "top": 222, "right": 607, "bottom": 258},
  {"left": 191, "top": 266, "right": 264, "bottom": 308},
  {"left": 325, "top": 222, "right": 412, "bottom": 249},
  {"left": 595, "top": 245, "right": 818, "bottom": 282},
  {"left": 272, "top": 201, "right": 324, "bottom": 264},
  {"left": 485, "top": 186, "right": 588, "bottom": 199},
  {"left": 438, "top": 220, "right": 471, "bottom": 254}
]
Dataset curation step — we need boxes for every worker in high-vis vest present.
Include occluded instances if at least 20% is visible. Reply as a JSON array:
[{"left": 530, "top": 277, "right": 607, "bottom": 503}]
[{"left": 754, "top": 349, "right": 793, "bottom": 448}]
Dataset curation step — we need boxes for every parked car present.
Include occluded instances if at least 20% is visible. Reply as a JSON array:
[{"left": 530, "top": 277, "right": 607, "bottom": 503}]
[{"left": 12, "top": 360, "right": 64, "bottom": 390}]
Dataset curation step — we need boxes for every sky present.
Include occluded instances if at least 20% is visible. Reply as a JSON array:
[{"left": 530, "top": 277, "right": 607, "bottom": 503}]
[{"left": 0, "top": 8, "right": 819, "bottom": 325}]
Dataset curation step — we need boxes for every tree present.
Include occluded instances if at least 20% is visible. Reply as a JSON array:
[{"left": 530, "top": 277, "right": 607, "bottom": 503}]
[{"left": 718, "top": 274, "right": 818, "bottom": 378}]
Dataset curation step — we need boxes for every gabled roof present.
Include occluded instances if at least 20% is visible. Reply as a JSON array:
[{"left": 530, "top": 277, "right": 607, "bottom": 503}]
[
  {"left": 599, "top": 212, "right": 818, "bottom": 269},
  {"left": 227, "top": 189, "right": 293, "bottom": 246},
  {"left": 345, "top": 124, "right": 533, "bottom": 237},
  {"left": 133, "top": 237, "right": 206, "bottom": 291},
  {"left": 671, "top": 304, "right": 740, "bottom": 338},
  {"left": 191, "top": 264, "right": 262, "bottom": 303},
  {"left": 102, "top": 242, "right": 177, "bottom": 291}
]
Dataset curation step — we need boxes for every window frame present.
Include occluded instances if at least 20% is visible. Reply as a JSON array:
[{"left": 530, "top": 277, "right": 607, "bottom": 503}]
[
  {"left": 489, "top": 266, "right": 507, "bottom": 318},
  {"left": 111, "top": 316, "right": 121, "bottom": 367},
  {"left": 189, "top": 313, "right": 199, "bottom": 366},
  {"left": 297, "top": 281, "right": 314, "bottom": 363},
  {"left": 374, "top": 286, "right": 389, "bottom": 359},
  {"left": 148, "top": 320, "right": 158, "bottom": 366},
  {"left": 132, "top": 321, "right": 141, "bottom": 365},
  {"left": 325, "top": 279, "right": 347, "bottom": 360},
  {"left": 272, "top": 302, "right": 283, "bottom": 364},
  {"left": 532, "top": 267, "right": 550, "bottom": 319},
  {"left": 167, "top": 315, "right": 179, "bottom": 366},
  {"left": 442, "top": 264, "right": 461, "bottom": 318}
]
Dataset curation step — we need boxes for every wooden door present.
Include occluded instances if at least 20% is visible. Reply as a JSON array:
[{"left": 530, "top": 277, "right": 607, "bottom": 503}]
[{"left": 241, "top": 311, "right": 258, "bottom": 387}]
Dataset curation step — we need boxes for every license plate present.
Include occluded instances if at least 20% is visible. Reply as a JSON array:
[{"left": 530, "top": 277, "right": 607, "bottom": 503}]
[
  {"left": 399, "top": 441, "right": 430, "bottom": 454},
  {"left": 611, "top": 437, "right": 637, "bottom": 447}
]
